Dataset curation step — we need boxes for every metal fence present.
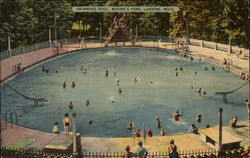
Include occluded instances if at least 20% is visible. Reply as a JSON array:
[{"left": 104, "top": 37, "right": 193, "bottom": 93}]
[
  {"left": 0, "top": 147, "right": 246, "bottom": 158},
  {"left": 0, "top": 36, "right": 249, "bottom": 61}
]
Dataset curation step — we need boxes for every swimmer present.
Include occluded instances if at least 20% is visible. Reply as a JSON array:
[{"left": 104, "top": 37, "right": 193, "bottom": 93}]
[
  {"left": 195, "top": 71, "right": 197, "bottom": 75},
  {"left": 127, "top": 122, "right": 134, "bottom": 130},
  {"left": 180, "top": 67, "right": 183, "bottom": 71},
  {"left": 85, "top": 68, "right": 88, "bottom": 72},
  {"left": 150, "top": 81, "right": 154, "bottom": 85},
  {"left": 69, "top": 101, "right": 73, "bottom": 110},
  {"left": 105, "top": 70, "right": 109, "bottom": 77},
  {"left": 156, "top": 117, "right": 162, "bottom": 128},
  {"left": 63, "top": 81, "right": 67, "bottom": 88},
  {"left": 42, "top": 66, "right": 46, "bottom": 72},
  {"left": 112, "top": 100, "right": 115, "bottom": 103},
  {"left": 80, "top": 64, "right": 84, "bottom": 70},
  {"left": 114, "top": 72, "right": 116, "bottom": 77},
  {"left": 134, "top": 77, "right": 138, "bottom": 82},
  {"left": 173, "top": 111, "right": 183, "bottom": 121},
  {"left": 197, "top": 88, "right": 202, "bottom": 95},
  {"left": 55, "top": 70, "right": 58, "bottom": 73},
  {"left": 118, "top": 88, "right": 122, "bottom": 94},
  {"left": 86, "top": 100, "right": 90, "bottom": 106},
  {"left": 202, "top": 90, "right": 207, "bottom": 95},
  {"left": 175, "top": 68, "right": 178, "bottom": 71},
  {"left": 45, "top": 69, "right": 49, "bottom": 73},
  {"left": 196, "top": 114, "right": 201, "bottom": 123},
  {"left": 176, "top": 72, "right": 178, "bottom": 77},
  {"left": 205, "top": 67, "right": 208, "bottom": 71},
  {"left": 212, "top": 66, "right": 215, "bottom": 71},
  {"left": 88, "top": 120, "right": 93, "bottom": 125},
  {"left": 71, "top": 81, "right": 76, "bottom": 88},
  {"left": 190, "top": 56, "right": 193, "bottom": 61},
  {"left": 117, "top": 80, "right": 120, "bottom": 86},
  {"left": 206, "top": 124, "right": 210, "bottom": 128}
]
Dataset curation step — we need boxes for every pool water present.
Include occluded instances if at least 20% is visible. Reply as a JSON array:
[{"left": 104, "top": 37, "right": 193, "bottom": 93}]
[{"left": 1, "top": 48, "right": 249, "bottom": 137}]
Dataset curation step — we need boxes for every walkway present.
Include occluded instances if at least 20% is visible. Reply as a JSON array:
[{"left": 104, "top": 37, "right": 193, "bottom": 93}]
[
  {"left": 1, "top": 120, "right": 249, "bottom": 152},
  {"left": 1, "top": 41, "right": 249, "bottom": 82}
]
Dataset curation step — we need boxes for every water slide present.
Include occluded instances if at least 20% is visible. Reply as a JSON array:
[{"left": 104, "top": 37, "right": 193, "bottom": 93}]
[{"left": 3, "top": 83, "right": 48, "bottom": 105}]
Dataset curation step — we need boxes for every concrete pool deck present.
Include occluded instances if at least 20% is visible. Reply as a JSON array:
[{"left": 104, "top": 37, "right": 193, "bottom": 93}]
[
  {"left": 0, "top": 41, "right": 249, "bottom": 152},
  {"left": 1, "top": 120, "right": 249, "bottom": 152}
]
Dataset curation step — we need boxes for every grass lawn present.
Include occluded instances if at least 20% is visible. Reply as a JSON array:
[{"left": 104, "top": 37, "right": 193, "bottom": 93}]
[{"left": 6, "top": 138, "right": 36, "bottom": 149}]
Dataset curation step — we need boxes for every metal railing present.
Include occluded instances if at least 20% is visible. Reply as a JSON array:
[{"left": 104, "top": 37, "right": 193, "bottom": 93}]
[
  {"left": 0, "top": 36, "right": 249, "bottom": 61},
  {"left": 0, "top": 147, "right": 246, "bottom": 158},
  {"left": 3, "top": 110, "right": 18, "bottom": 127}
]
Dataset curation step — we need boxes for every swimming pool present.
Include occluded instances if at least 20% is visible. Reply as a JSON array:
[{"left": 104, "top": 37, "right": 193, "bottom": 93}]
[{"left": 1, "top": 48, "right": 249, "bottom": 137}]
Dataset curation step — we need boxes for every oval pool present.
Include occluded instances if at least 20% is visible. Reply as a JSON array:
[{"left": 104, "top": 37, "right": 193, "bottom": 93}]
[{"left": 1, "top": 48, "right": 249, "bottom": 137}]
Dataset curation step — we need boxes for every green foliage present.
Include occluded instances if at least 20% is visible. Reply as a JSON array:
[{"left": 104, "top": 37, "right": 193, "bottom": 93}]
[{"left": 0, "top": 0, "right": 248, "bottom": 50}]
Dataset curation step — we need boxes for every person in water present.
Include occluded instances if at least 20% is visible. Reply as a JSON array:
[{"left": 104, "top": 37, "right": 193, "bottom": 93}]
[
  {"left": 150, "top": 81, "right": 154, "bottom": 85},
  {"left": 212, "top": 66, "right": 215, "bottom": 70},
  {"left": 180, "top": 67, "right": 183, "bottom": 71},
  {"left": 134, "top": 77, "right": 138, "bottom": 82},
  {"left": 105, "top": 70, "right": 109, "bottom": 77},
  {"left": 86, "top": 100, "right": 90, "bottom": 106},
  {"left": 127, "top": 122, "right": 134, "bottom": 130},
  {"left": 80, "top": 64, "right": 84, "bottom": 71},
  {"left": 63, "top": 81, "right": 67, "bottom": 88},
  {"left": 196, "top": 114, "right": 201, "bottom": 123},
  {"left": 42, "top": 66, "right": 46, "bottom": 71},
  {"left": 71, "top": 81, "right": 76, "bottom": 88},
  {"left": 88, "top": 120, "right": 93, "bottom": 125},
  {"left": 114, "top": 72, "right": 116, "bottom": 77},
  {"left": 197, "top": 88, "right": 202, "bottom": 95},
  {"left": 205, "top": 67, "right": 208, "bottom": 71},
  {"left": 195, "top": 71, "right": 197, "bottom": 75},
  {"left": 176, "top": 72, "right": 178, "bottom": 77},
  {"left": 69, "top": 101, "right": 73, "bottom": 110},
  {"left": 202, "top": 90, "right": 207, "bottom": 95},
  {"left": 173, "top": 111, "right": 182, "bottom": 121},
  {"left": 63, "top": 113, "right": 71, "bottom": 134},
  {"left": 175, "top": 67, "right": 178, "bottom": 71},
  {"left": 190, "top": 56, "right": 193, "bottom": 61},
  {"left": 156, "top": 117, "right": 162, "bottom": 128},
  {"left": 117, "top": 80, "right": 120, "bottom": 86},
  {"left": 119, "top": 88, "right": 122, "bottom": 94}
]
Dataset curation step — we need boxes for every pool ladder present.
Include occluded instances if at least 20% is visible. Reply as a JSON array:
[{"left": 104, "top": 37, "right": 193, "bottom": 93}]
[{"left": 2, "top": 110, "right": 18, "bottom": 128}]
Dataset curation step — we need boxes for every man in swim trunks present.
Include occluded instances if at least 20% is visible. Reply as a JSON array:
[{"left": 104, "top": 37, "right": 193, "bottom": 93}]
[{"left": 63, "top": 113, "right": 71, "bottom": 134}]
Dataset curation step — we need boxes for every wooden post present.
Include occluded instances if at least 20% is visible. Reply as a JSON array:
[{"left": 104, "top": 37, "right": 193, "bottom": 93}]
[{"left": 72, "top": 111, "right": 78, "bottom": 157}]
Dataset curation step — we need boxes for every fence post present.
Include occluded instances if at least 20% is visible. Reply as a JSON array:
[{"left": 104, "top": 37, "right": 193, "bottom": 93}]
[
  {"left": 35, "top": 44, "right": 38, "bottom": 51},
  {"left": 214, "top": 42, "right": 217, "bottom": 50},
  {"left": 201, "top": 40, "right": 203, "bottom": 48},
  {"left": 22, "top": 47, "right": 25, "bottom": 54},
  {"left": 9, "top": 50, "right": 12, "bottom": 57},
  {"left": 228, "top": 37, "right": 231, "bottom": 54}
]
